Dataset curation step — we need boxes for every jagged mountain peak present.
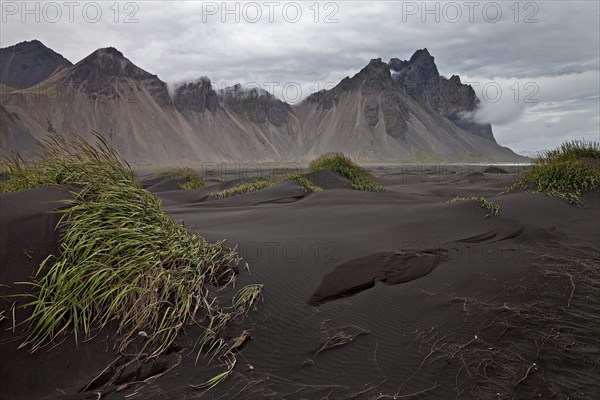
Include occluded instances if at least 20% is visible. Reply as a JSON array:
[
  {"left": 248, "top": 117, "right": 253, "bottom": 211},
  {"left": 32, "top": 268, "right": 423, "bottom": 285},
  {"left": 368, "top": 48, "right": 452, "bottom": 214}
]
[
  {"left": 306, "top": 57, "right": 395, "bottom": 107},
  {"left": 14, "top": 39, "right": 45, "bottom": 49},
  {"left": 389, "top": 48, "right": 434, "bottom": 72},
  {"left": 173, "top": 77, "right": 219, "bottom": 113},
  {"left": 409, "top": 48, "right": 433, "bottom": 62},
  {"left": 85, "top": 46, "right": 125, "bottom": 60},
  {"left": 74, "top": 46, "right": 145, "bottom": 78},
  {"left": 395, "top": 49, "right": 440, "bottom": 81},
  {"left": 5, "top": 39, "right": 59, "bottom": 53},
  {"left": 351, "top": 58, "right": 396, "bottom": 93},
  {"left": 67, "top": 46, "right": 171, "bottom": 106},
  {"left": 218, "top": 83, "right": 291, "bottom": 126},
  {"left": 388, "top": 58, "right": 407, "bottom": 71},
  {"left": 389, "top": 50, "right": 494, "bottom": 141},
  {"left": 174, "top": 76, "right": 213, "bottom": 91},
  {"left": 218, "top": 83, "right": 289, "bottom": 104},
  {"left": 446, "top": 74, "right": 462, "bottom": 84},
  {"left": 344, "top": 58, "right": 391, "bottom": 84},
  {"left": 0, "top": 39, "right": 72, "bottom": 88}
]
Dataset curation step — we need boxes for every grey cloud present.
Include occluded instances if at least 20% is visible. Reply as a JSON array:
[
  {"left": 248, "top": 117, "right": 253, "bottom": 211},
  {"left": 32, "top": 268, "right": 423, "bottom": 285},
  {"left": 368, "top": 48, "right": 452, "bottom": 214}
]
[{"left": 1, "top": 0, "right": 598, "bottom": 152}]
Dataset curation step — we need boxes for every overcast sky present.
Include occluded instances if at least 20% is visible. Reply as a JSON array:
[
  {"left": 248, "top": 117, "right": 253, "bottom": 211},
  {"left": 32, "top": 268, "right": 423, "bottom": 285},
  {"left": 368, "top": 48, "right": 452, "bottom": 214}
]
[{"left": 1, "top": 1, "right": 598, "bottom": 154}]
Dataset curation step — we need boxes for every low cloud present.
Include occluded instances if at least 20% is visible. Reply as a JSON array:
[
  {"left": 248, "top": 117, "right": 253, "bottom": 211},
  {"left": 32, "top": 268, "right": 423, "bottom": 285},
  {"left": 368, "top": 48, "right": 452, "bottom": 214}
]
[{"left": 454, "top": 71, "right": 598, "bottom": 150}]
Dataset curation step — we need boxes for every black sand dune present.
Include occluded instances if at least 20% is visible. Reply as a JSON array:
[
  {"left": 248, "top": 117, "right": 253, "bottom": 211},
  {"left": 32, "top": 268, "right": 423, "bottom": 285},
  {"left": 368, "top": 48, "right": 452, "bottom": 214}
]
[
  {"left": 1, "top": 165, "right": 599, "bottom": 399},
  {"left": 309, "top": 249, "right": 447, "bottom": 305}
]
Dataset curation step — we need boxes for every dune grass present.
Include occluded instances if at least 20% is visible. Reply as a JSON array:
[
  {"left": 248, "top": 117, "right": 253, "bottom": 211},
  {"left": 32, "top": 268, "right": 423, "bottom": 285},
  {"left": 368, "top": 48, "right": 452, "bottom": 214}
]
[
  {"left": 1, "top": 133, "right": 260, "bottom": 363},
  {"left": 540, "top": 139, "right": 600, "bottom": 162},
  {"left": 308, "top": 152, "right": 386, "bottom": 191},
  {"left": 510, "top": 140, "right": 600, "bottom": 206},
  {"left": 0, "top": 133, "right": 134, "bottom": 193},
  {"left": 154, "top": 167, "right": 206, "bottom": 189},
  {"left": 280, "top": 174, "right": 322, "bottom": 193},
  {"left": 450, "top": 196, "right": 501, "bottom": 217},
  {"left": 208, "top": 176, "right": 272, "bottom": 199},
  {"left": 206, "top": 173, "right": 322, "bottom": 199}
]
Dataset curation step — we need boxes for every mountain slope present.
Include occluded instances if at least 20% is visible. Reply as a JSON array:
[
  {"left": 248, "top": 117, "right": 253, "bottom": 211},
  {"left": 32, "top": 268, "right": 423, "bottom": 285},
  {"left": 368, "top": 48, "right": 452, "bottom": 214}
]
[
  {"left": 0, "top": 41, "right": 526, "bottom": 163},
  {"left": 173, "top": 81, "right": 298, "bottom": 161},
  {"left": 296, "top": 58, "right": 520, "bottom": 161},
  {"left": 1, "top": 47, "right": 222, "bottom": 163}
]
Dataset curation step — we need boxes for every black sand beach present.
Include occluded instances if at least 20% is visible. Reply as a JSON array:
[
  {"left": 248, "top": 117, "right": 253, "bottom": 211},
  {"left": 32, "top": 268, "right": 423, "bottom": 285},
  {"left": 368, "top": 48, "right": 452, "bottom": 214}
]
[{"left": 1, "top": 164, "right": 599, "bottom": 399}]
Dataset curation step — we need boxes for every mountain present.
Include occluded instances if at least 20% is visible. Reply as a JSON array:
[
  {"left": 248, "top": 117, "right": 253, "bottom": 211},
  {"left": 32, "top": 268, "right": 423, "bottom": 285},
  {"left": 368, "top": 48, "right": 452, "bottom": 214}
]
[
  {"left": 390, "top": 48, "right": 494, "bottom": 140},
  {"left": 0, "top": 47, "right": 217, "bottom": 163},
  {"left": 0, "top": 41, "right": 526, "bottom": 163},
  {"left": 296, "top": 57, "right": 517, "bottom": 160},
  {"left": 0, "top": 40, "right": 72, "bottom": 88},
  {"left": 172, "top": 81, "right": 297, "bottom": 161}
]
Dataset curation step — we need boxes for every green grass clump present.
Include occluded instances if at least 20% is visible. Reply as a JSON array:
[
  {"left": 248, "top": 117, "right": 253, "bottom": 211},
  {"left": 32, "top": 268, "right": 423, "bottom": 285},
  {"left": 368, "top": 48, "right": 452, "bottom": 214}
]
[
  {"left": 25, "top": 181, "right": 246, "bottom": 355},
  {"left": 308, "top": 153, "right": 386, "bottom": 191},
  {"left": 539, "top": 139, "right": 600, "bottom": 162},
  {"left": 1, "top": 134, "right": 259, "bottom": 362},
  {"left": 280, "top": 174, "right": 322, "bottom": 193},
  {"left": 450, "top": 196, "right": 501, "bottom": 217},
  {"left": 208, "top": 176, "right": 272, "bottom": 199},
  {"left": 155, "top": 167, "right": 206, "bottom": 190},
  {"left": 0, "top": 133, "right": 134, "bottom": 193},
  {"left": 510, "top": 140, "right": 600, "bottom": 206}
]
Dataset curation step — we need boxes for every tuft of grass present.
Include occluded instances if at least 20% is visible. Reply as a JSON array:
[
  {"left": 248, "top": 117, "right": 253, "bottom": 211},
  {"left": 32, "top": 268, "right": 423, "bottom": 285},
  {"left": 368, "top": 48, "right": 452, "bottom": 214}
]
[
  {"left": 1, "top": 134, "right": 256, "bottom": 364},
  {"left": 0, "top": 132, "right": 134, "bottom": 193},
  {"left": 539, "top": 139, "right": 600, "bottom": 162},
  {"left": 510, "top": 140, "right": 600, "bottom": 206},
  {"left": 450, "top": 196, "right": 501, "bottom": 217},
  {"left": 154, "top": 167, "right": 206, "bottom": 190},
  {"left": 308, "top": 153, "right": 386, "bottom": 191},
  {"left": 21, "top": 181, "right": 245, "bottom": 356},
  {"left": 208, "top": 177, "right": 272, "bottom": 199},
  {"left": 280, "top": 174, "right": 322, "bottom": 193},
  {"left": 194, "top": 360, "right": 237, "bottom": 390},
  {"left": 233, "top": 284, "right": 264, "bottom": 314}
]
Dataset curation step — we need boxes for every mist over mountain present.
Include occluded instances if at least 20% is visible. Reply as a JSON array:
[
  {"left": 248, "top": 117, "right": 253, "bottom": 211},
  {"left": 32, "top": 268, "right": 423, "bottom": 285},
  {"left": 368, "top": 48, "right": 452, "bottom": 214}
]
[{"left": 0, "top": 40, "right": 526, "bottom": 163}]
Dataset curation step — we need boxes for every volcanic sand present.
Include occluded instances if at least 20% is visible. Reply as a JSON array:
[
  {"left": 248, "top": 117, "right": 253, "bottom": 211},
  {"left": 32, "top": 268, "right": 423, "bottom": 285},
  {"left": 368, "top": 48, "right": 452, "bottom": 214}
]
[{"left": 1, "top": 164, "right": 598, "bottom": 399}]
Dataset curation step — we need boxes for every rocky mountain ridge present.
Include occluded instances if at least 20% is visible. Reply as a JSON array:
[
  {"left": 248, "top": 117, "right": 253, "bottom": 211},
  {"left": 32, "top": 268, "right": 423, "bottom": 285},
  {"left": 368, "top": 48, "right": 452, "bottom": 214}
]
[{"left": 0, "top": 40, "right": 525, "bottom": 163}]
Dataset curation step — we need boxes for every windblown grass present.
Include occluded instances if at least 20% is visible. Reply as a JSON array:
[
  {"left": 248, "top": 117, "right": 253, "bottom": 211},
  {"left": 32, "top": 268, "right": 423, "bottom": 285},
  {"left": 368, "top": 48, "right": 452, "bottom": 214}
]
[
  {"left": 0, "top": 133, "right": 134, "bottom": 193},
  {"left": 208, "top": 176, "right": 272, "bottom": 199},
  {"left": 510, "top": 140, "right": 600, "bottom": 206},
  {"left": 280, "top": 174, "right": 322, "bottom": 193},
  {"left": 1, "top": 133, "right": 260, "bottom": 365},
  {"left": 450, "top": 196, "right": 501, "bottom": 217},
  {"left": 155, "top": 167, "right": 206, "bottom": 190},
  {"left": 308, "top": 153, "right": 386, "bottom": 191},
  {"left": 539, "top": 139, "right": 600, "bottom": 162}
]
